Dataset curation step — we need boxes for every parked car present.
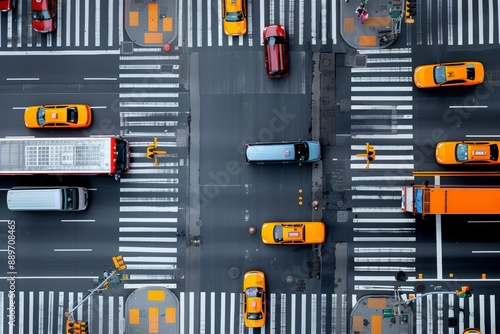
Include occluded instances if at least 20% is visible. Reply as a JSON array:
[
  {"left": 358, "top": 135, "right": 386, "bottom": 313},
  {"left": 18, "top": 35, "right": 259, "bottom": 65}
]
[
  {"left": 413, "top": 61, "right": 484, "bottom": 88},
  {"left": 24, "top": 104, "right": 92, "bottom": 128},
  {"left": 263, "top": 24, "right": 288, "bottom": 78},
  {"left": 222, "top": 0, "right": 247, "bottom": 36},
  {"left": 261, "top": 222, "right": 325, "bottom": 244},
  {"left": 0, "top": 0, "right": 15, "bottom": 12},
  {"left": 435, "top": 141, "right": 500, "bottom": 165},
  {"left": 243, "top": 270, "right": 266, "bottom": 328},
  {"left": 32, "top": 0, "right": 57, "bottom": 33}
]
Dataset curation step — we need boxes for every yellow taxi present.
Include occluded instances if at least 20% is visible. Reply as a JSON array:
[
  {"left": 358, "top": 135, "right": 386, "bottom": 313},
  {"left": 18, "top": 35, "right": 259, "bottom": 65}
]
[
  {"left": 24, "top": 104, "right": 92, "bottom": 128},
  {"left": 413, "top": 61, "right": 484, "bottom": 88},
  {"left": 435, "top": 141, "right": 500, "bottom": 165},
  {"left": 222, "top": 0, "right": 247, "bottom": 36},
  {"left": 261, "top": 222, "right": 325, "bottom": 244},
  {"left": 463, "top": 329, "right": 481, "bottom": 334},
  {"left": 243, "top": 270, "right": 266, "bottom": 328}
]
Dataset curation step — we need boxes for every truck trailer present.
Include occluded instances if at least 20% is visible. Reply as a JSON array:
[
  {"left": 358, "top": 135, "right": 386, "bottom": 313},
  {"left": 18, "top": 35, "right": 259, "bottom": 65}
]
[{"left": 402, "top": 183, "right": 500, "bottom": 216}]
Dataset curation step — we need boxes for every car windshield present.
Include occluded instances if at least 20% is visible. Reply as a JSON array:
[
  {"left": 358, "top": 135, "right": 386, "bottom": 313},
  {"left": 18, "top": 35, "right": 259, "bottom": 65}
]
[
  {"left": 266, "top": 36, "right": 285, "bottom": 45},
  {"left": 63, "top": 188, "right": 78, "bottom": 211},
  {"left": 294, "top": 142, "right": 309, "bottom": 160},
  {"left": 225, "top": 11, "right": 243, "bottom": 22},
  {"left": 36, "top": 108, "right": 46, "bottom": 125},
  {"left": 466, "top": 64, "right": 476, "bottom": 80},
  {"left": 490, "top": 144, "right": 499, "bottom": 160},
  {"left": 247, "top": 312, "right": 263, "bottom": 320},
  {"left": 455, "top": 144, "right": 469, "bottom": 162},
  {"left": 246, "top": 287, "right": 263, "bottom": 298},
  {"left": 32, "top": 10, "right": 51, "bottom": 20},
  {"left": 434, "top": 66, "right": 447, "bottom": 84},
  {"left": 67, "top": 107, "right": 78, "bottom": 123},
  {"left": 273, "top": 225, "right": 283, "bottom": 242}
]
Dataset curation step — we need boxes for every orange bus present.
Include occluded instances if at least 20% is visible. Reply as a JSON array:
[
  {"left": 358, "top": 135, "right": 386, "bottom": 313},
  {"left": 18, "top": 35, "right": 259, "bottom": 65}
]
[{"left": 402, "top": 183, "right": 500, "bottom": 216}]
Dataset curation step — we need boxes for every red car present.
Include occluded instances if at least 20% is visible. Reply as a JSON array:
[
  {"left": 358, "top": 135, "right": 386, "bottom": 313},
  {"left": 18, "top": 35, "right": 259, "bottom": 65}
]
[
  {"left": 0, "top": 0, "right": 15, "bottom": 12},
  {"left": 263, "top": 24, "right": 288, "bottom": 78},
  {"left": 32, "top": 0, "right": 56, "bottom": 33}
]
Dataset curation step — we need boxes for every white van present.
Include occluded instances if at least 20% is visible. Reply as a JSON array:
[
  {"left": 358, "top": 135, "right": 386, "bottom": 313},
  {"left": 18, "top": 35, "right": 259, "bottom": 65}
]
[
  {"left": 7, "top": 187, "right": 88, "bottom": 211},
  {"left": 245, "top": 141, "right": 321, "bottom": 164}
]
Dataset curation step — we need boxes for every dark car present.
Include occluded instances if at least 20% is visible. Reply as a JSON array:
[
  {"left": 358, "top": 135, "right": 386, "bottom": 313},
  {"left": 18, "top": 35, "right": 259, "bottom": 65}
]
[
  {"left": 32, "top": 0, "right": 56, "bottom": 33},
  {"left": 0, "top": 0, "right": 15, "bottom": 12},
  {"left": 263, "top": 24, "right": 288, "bottom": 78}
]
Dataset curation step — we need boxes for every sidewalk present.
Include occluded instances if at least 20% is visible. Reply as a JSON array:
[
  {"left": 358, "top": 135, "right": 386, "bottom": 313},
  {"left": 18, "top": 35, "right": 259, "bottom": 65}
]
[
  {"left": 340, "top": 0, "right": 403, "bottom": 49},
  {"left": 124, "top": 0, "right": 178, "bottom": 48}
]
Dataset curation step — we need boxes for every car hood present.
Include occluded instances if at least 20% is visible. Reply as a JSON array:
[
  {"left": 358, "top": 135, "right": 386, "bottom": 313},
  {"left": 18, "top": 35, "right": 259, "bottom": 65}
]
[
  {"left": 224, "top": 21, "right": 246, "bottom": 35},
  {"left": 435, "top": 142, "right": 457, "bottom": 164},
  {"left": 414, "top": 65, "right": 436, "bottom": 88}
]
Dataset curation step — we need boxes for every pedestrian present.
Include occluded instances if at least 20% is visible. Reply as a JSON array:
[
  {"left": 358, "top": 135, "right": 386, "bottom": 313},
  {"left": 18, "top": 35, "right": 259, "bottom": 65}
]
[
  {"left": 360, "top": 9, "right": 369, "bottom": 24},
  {"left": 103, "top": 270, "right": 111, "bottom": 279},
  {"left": 355, "top": 4, "right": 366, "bottom": 18}
]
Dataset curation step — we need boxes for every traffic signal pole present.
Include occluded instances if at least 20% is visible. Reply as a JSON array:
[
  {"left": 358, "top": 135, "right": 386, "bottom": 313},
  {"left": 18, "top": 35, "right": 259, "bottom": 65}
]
[
  {"left": 405, "top": 286, "right": 473, "bottom": 305},
  {"left": 65, "top": 255, "right": 127, "bottom": 326},
  {"left": 65, "top": 270, "right": 119, "bottom": 321}
]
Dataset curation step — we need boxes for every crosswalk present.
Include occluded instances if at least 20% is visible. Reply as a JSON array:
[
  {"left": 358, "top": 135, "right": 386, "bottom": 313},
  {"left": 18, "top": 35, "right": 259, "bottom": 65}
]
[
  {"left": 2, "top": 0, "right": 500, "bottom": 50},
  {"left": 348, "top": 48, "right": 416, "bottom": 293},
  {"left": 0, "top": 0, "right": 124, "bottom": 49},
  {"left": 180, "top": 0, "right": 335, "bottom": 48},
  {"left": 406, "top": 0, "right": 500, "bottom": 46},
  {"left": 117, "top": 48, "right": 185, "bottom": 290},
  {"left": 1, "top": 290, "right": 496, "bottom": 333}
]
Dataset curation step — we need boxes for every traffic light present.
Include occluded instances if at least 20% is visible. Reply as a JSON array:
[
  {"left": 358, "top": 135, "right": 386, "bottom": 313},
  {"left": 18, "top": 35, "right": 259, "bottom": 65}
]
[
  {"left": 79, "top": 321, "right": 89, "bottom": 334},
  {"left": 456, "top": 285, "right": 472, "bottom": 298},
  {"left": 66, "top": 320, "right": 75, "bottom": 333},
  {"left": 366, "top": 143, "right": 376, "bottom": 162},
  {"left": 112, "top": 255, "right": 127, "bottom": 271},
  {"left": 405, "top": 1, "right": 416, "bottom": 23}
]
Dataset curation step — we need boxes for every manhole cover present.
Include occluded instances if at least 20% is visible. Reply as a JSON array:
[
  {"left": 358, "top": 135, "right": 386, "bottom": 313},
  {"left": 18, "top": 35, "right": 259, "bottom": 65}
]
[
  {"left": 174, "top": 268, "right": 184, "bottom": 279},
  {"left": 121, "top": 41, "right": 133, "bottom": 54},
  {"left": 337, "top": 200, "right": 344, "bottom": 208},
  {"left": 195, "top": 220, "right": 203, "bottom": 228},
  {"left": 340, "top": 99, "right": 351, "bottom": 112},
  {"left": 415, "top": 282, "right": 426, "bottom": 293},
  {"left": 229, "top": 267, "right": 240, "bottom": 279}
]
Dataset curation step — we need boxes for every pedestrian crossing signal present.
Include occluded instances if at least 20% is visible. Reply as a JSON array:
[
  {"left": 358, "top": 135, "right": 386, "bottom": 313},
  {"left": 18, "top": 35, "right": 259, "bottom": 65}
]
[{"left": 112, "top": 255, "right": 127, "bottom": 271}]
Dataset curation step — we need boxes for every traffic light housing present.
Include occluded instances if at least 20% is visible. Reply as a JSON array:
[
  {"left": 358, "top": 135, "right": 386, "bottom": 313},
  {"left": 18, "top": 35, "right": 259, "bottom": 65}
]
[
  {"left": 112, "top": 255, "right": 127, "bottom": 271},
  {"left": 66, "top": 321, "right": 89, "bottom": 334},
  {"left": 405, "top": 1, "right": 416, "bottom": 23},
  {"left": 366, "top": 143, "right": 376, "bottom": 162},
  {"left": 456, "top": 285, "right": 472, "bottom": 298},
  {"left": 79, "top": 321, "right": 89, "bottom": 334}
]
